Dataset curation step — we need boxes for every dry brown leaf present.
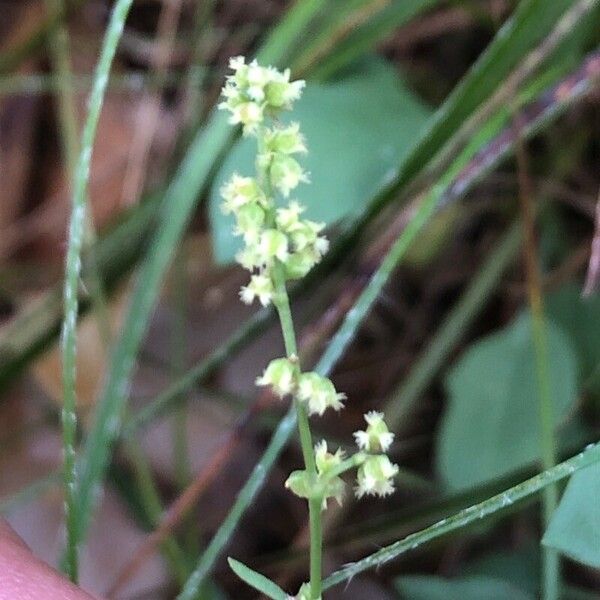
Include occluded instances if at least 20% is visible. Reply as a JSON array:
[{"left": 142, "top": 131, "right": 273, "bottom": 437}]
[{"left": 31, "top": 284, "right": 130, "bottom": 410}]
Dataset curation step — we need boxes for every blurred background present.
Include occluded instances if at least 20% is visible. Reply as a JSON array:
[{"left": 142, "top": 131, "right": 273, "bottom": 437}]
[{"left": 0, "top": 0, "right": 599, "bottom": 598}]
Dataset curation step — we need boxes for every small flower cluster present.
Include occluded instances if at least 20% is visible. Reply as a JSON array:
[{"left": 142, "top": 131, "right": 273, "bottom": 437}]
[
  {"left": 220, "top": 58, "right": 398, "bottom": 600},
  {"left": 256, "top": 357, "right": 345, "bottom": 417},
  {"left": 353, "top": 412, "right": 399, "bottom": 498},
  {"left": 286, "top": 413, "right": 398, "bottom": 598},
  {"left": 285, "top": 412, "right": 398, "bottom": 509},
  {"left": 219, "top": 57, "right": 328, "bottom": 308},
  {"left": 219, "top": 56, "right": 304, "bottom": 135}
]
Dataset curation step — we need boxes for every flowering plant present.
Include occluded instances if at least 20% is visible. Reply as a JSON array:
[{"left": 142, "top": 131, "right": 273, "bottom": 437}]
[{"left": 219, "top": 57, "right": 398, "bottom": 600}]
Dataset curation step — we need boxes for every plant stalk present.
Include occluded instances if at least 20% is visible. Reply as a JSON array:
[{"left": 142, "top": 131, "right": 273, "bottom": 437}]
[
  {"left": 272, "top": 264, "right": 321, "bottom": 598},
  {"left": 515, "top": 114, "right": 559, "bottom": 600}
]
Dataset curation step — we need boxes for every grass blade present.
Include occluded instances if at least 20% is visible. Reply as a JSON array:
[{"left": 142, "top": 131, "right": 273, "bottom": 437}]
[
  {"left": 257, "top": 0, "right": 327, "bottom": 66},
  {"left": 60, "top": 0, "right": 135, "bottom": 580},
  {"left": 228, "top": 557, "right": 288, "bottom": 600},
  {"left": 515, "top": 118, "right": 560, "bottom": 599},
  {"left": 73, "top": 0, "right": 346, "bottom": 557},
  {"left": 322, "top": 441, "right": 600, "bottom": 591},
  {"left": 308, "top": 0, "right": 440, "bottom": 80},
  {"left": 74, "top": 113, "right": 232, "bottom": 545},
  {"left": 380, "top": 0, "right": 575, "bottom": 202}
]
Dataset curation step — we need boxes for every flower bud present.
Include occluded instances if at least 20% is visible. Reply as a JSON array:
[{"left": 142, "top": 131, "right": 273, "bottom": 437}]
[
  {"left": 314, "top": 440, "right": 344, "bottom": 475},
  {"left": 264, "top": 69, "right": 304, "bottom": 109},
  {"left": 256, "top": 357, "right": 297, "bottom": 397},
  {"left": 353, "top": 411, "right": 394, "bottom": 453},
  {"left": 284, "top": 249, "right": 319, "bottom": 280},
  {"left": 257, "top": 229, "right": 289, "bottom": 264},
  {"left": 275, "top": 201, "right": 305, "bottom": 232},
  {"left": 220, "top": 175, "right": 263, "bottom": 215},
  {"left": 235, "top": 247, "right": 261, "bottom": 271},
  {"left": 284, "top": 469, "right": 312, "bottom": 499},
  {"left": 233, "top": 203, "right": 266, "bottom": 242},
  {"left": 297, "top": 372, "right": 345, "bottom": 416},
  {"left": 355, "top": 455, "right": 399, "bottom": 499},
  {"left": 269, "top": 155, "right": 308, "bottom": 197},
  {"left": 265, "top": 123, "right": 307, "bottom": 155},
  {"left": 239, "top": 273, "right": 274, "bottom": 306},
  {"left": 289, "top": 220, "right": 324, "bottom": 251}
]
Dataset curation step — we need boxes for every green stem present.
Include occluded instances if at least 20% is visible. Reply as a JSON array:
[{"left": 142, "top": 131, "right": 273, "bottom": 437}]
[
  {"left": 271, "top": 263, "right": 321, "bottom": 598},
  {"left": 328, "top": 453, "right": 366, "bottom": 480},
  {"left": 309, "top": 498, "right": 323, "bottom": 600},
  {"left": 515, "top": 121, "right": 559, "bottom": 600},
  {"left": 60, "top": 0, "right": 135, "bottom": 580}
]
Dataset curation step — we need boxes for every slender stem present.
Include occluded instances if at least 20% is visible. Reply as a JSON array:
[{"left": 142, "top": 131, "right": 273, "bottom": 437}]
[
  {"left": 308, "top": 498, "right": 323, "bottom": 599},
  {"left": 271, "top": 263, "right": 321, "bottom": 598},
  {"left": 171, "top": 249, "right": 192, "bottom": 491},
  {"left": 328, "top": 453, "right": 366, "bottom": 480},
  {"left": 515, "top": 117, "right": 559, "bottom": 600},
  {"left": 60, "top": 0, "right": 135, "bottom": 579},
  {"left": 272, "top": 264, "right": 299, "bottom": 357}
]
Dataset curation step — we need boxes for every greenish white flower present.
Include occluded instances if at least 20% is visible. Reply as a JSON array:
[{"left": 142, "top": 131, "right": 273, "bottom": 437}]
[
  {"left": 297, "top": 372, "right": 345, "bottom": 416},
  {"left": 284, "top": 249, "right": 321, "bottom": 280},
  {"left": 286, "top": 442, "right": 346, "bottom": 509},
  {"left": 256, "top": 357, "right": 297, "bottom": 397},
  {"left": 284, "top": 469, "right": 311, "bottom": 499},
  {"left": 314, "top": 441, "right": 346, "bottom": 508},
  {"left": 234, "top": 246, "right": 261, "bottom": 272},
  {"left": 289, "top": 220, "right": 327, "bottom": 253},
  {"left": 269, "top": 155, "right": 308, "bottom": 197},
  {"left": 233, "top": 203, "right": 266, "bottom": 243},
  {"left": 353, "top": 411, "right": 395, "bottom": 453},
  {"left": 264, "top": 69, "right": 305, "bottom": 109},
  {"left": 275, "top": 200, "right": 305, "bottom": 231},
  {"left": 228, "top": 101, "right": 263, "bottom": 134},
  {"left": 239, "top": 273, "right": 273, "bottom": 306},
  {"left": 314, "top": 440, "right": 345, "bottom": 475},
  {"left": 355, "top": 455, "right": 399, "bottom": 499},
  {"left": 219, "top": 56, "right": 305, "bottom": 135},
  {"left": 220, "top": 174, "right": 263, "bottom": 215},
  {"left": 265, "top": 123, "right": 307, "bottom": 155},
  {"left": 256, "top": 229, "right": 289, "bottom": 264}
]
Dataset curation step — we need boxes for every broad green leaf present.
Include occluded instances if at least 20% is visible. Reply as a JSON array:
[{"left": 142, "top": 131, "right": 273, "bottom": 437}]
[
  {"left": 436, "top": 313, "right": 577, "bottom": 490},
  {"left": 394, "top": 575, "right": 533, "bottom": 600},
  {"left": 546, "top": 284, "right": 600, "bottom": 386},
  {"left": 464, "top": 546, "right": 539, "bottom": 596},
  {"left": 543, "top": 462, "right": 600, "bottom": 568},
  {"left": 227, "top": 558, "right": 288, "bottom": 600},
  {"left": 209, "top": 57, "right": 431, "bottom": 263}
]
